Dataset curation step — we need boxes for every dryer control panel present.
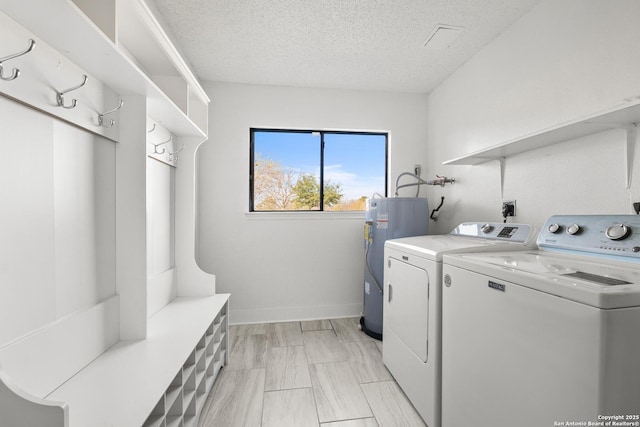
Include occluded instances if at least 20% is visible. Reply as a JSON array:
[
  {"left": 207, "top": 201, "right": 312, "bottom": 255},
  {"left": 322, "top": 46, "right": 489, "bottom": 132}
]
[
  {"left": 538, "top": 215, "right": 640, "bottom": 260},
  {"left": 450, "top": 222, "right": 535, "bottom": 243}
]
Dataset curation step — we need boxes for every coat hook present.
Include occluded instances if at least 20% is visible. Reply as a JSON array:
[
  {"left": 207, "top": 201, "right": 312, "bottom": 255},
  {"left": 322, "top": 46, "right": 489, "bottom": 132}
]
[
  {"left": 147, "top": 123, "right": 157, "bottom": 133},
  {"left": 152, "top": 135, "right": 172, "bottom": 154},
  {"left": 168, "top": 145, "right": 184, "bottom": 156},
  {"left": 169, "top": 146, "right": 184, "bottom": 163},
  {"left": 56, "top": 74, "right": 88, "bottom": 109},
  {"left": 0, "top": 39, "right": 35, "bottom": 81},
  {"left": 98, "top": 99, "right": 124, "bottom": 128}
]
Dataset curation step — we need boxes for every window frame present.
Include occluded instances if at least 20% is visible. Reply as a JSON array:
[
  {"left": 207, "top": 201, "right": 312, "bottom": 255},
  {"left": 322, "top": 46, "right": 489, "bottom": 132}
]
[{"left": 249, "top": 128, "right": 388, "bottom": 212}]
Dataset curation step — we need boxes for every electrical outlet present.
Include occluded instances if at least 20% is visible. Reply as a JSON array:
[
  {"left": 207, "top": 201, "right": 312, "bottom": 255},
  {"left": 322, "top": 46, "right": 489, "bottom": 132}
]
[
  {"left": 414, "top": 164, "right": 421, "bottom": 176},
  {"left": 634, "top": 202, "right": 640, "bottom": 215},
  {"left": 502, "top": 200, "right": 516, "bottom": 218}
]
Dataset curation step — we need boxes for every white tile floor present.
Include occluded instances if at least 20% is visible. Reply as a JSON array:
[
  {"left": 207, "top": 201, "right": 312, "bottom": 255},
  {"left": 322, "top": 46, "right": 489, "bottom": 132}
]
[{"left": 198, "top": 317, "right": 426, "bottom": 427}]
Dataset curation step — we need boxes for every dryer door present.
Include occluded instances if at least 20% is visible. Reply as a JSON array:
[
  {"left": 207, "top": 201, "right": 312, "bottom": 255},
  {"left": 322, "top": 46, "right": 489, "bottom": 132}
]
[{"left": 386, "top": 256, "right": 429, "bottom": 362}]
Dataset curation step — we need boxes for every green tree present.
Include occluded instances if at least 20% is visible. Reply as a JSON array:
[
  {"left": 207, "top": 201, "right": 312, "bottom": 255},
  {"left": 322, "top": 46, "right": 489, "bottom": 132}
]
[
  {"left": 323, "top": 181, "right": 343, "bottom": 207},
  {"left": 292, "top": 174, "right": 343, "bottom": 209},
  {"left": 292, "top": 174, "right": 320, "bottom": 209}
]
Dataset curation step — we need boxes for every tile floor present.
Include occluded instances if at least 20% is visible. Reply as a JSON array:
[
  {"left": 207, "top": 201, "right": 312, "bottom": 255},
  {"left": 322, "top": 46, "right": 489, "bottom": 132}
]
[{"left": 198, "top": 317, "right": 426, "bottom": 427}]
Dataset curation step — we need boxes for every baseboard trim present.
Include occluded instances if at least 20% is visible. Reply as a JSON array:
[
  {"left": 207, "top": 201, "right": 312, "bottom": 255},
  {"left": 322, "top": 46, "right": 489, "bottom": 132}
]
[{"left": 229, "top": 303, "right": 363, "bottom": 325}]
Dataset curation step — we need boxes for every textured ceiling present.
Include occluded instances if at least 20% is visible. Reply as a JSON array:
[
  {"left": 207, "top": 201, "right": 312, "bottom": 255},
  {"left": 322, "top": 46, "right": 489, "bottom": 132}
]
[{"left": 150, "top": 0, "right": 540, "bottom": 94}]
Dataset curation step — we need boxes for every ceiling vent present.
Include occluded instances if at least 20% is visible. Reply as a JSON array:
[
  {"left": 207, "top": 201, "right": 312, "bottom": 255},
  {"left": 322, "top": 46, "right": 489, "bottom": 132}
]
[{"left": 423, "top": 24, "right": 464, "bottom": 50}]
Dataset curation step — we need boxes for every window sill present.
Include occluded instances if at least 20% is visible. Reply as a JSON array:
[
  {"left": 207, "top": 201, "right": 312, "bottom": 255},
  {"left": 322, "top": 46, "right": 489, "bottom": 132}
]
[{"left": 245, "top": 211, "right": 366, "bottom": 221}]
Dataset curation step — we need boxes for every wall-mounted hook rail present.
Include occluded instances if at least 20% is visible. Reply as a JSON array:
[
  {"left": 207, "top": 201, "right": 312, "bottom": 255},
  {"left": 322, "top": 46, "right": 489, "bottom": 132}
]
[
  {"left": 147, "top": 123, "right": 157, "bottom": 133},
  {"left": 0, "top": 38, "right": 35, "bottom": 81},
  {"left": 98, "top": 99, "right": 124, "bottom": 128},
  {"left": 56, "top": 74, "right": 87, "bottom": 109},
  {"left": 151, "top": 135, "right": 172, "bottom": 154}
]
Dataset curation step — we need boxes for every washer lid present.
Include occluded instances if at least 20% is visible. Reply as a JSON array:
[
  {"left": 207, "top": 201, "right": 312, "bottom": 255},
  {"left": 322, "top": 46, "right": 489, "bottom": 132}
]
[{"left": 444, "top": 250, "right": 640, "bottom": 309}]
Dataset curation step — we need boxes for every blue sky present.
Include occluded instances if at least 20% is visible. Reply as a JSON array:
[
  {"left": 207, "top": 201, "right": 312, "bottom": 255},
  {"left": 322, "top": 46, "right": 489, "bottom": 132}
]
[{"left": 254, "top": 130, "right": 386, "bottom": 200}]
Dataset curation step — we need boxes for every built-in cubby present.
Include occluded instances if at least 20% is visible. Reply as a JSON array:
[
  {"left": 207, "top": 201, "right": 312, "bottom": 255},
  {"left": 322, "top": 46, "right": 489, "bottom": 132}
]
[
  {"left": 0, "top": 0, "right": 210, "bottom": 137},
  {"left": 0, "top": 1, "right": 225, "bottom": 426},
  {"left": 143, "top": 300, "right": 228, "bottom": 427},
  {"left": 114, "top": 0, "right": 210, "bottom": 135}
]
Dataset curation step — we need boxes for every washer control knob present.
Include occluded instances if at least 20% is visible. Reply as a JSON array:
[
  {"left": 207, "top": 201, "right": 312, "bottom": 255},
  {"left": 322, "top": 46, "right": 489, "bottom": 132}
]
[
  {"left": 567, "top": 224, "right": 581, "bottom": 235},
  {"left": 605, "top": 224, "right": 631, "bottom": 240},
  {"left": 548, "top": 223, "right": 562, "bottom": 234},
  {"left": 444, "top": 274, "right": 452, "bottom": 287},
  {"left": 481, "top": 224, "right": 494, "bottom": 234}
]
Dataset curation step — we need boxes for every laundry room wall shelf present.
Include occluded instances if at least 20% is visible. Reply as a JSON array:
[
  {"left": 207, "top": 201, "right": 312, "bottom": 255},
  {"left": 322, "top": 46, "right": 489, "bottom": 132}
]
[{"left": 443, "top": 99, "right": 640, "bottom": 191}]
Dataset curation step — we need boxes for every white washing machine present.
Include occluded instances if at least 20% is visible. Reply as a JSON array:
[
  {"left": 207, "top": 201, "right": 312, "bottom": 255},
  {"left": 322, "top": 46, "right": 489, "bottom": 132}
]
[
  {"left": 383, "top": 222, "right": 537, "bottom": 427},
  {"left": 441, "top": 215, "right": 640, "bottom": 427}
]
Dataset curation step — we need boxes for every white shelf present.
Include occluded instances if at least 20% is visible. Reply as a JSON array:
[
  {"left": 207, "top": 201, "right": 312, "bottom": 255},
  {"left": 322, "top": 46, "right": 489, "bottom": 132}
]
[
  {"left": 443, "top": 100, "right": 640, "bottom": 165},
  {"left": 443, "top": 100, "right": 640, "bottom": 192},
  {"left": 166, "top": 416, "right": 182, "bottom": 427},
  {"left": 0, "top": 0, "right": 209, "bottom": 138},
  {"left": 143, "top": 414, "right": 164, "bottom": 427}
]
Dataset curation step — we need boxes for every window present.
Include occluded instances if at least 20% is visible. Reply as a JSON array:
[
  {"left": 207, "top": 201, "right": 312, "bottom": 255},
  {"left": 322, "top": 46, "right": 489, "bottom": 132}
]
[{"left": 250, "top": 129, "right": 387, "bottom": 212}]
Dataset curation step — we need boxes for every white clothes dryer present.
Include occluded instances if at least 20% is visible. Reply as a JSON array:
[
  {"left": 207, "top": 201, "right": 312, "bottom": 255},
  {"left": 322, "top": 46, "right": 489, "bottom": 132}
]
[
  {"left": 383, "top": 222, "right": 537, "bottom": 427},
  {"left": 441, "top": 215, "right": 640, "bottom": 427}
]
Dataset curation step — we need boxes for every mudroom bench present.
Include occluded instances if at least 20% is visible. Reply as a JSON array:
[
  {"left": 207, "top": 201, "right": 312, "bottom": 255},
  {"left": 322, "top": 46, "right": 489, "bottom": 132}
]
[{"left": 0, "top": 294, "right": 229, "bottom": 427}]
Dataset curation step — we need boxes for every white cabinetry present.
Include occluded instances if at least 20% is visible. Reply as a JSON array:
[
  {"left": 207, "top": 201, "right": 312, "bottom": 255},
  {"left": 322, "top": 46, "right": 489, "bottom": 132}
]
[{"left": 0, "top": 1, "right": 224, "bottom": 426}]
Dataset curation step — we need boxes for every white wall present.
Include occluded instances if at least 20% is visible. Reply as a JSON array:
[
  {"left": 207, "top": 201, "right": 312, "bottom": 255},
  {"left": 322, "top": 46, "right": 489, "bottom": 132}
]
[
  {"left": 0, "top": 95, "right": 116, "bottom": 347},
  {"left": 198, "top": 82, "right": 428, "bottom": 324},
  {"left": 425, "top": 0, "right": 640, "bottom": 234}
]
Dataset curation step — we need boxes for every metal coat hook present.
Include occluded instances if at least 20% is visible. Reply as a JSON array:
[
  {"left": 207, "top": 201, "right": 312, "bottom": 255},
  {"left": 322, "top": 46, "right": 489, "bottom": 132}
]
[
  {"left": 152, "top": 135, "right": 172, "bottom": 154},
  {"left": 56, "top": 74, "right": 88, "bottom": 109},
  {"left": 169, "top": 145, "right": 184, "bottom": 162},
  {"left": 0, "top": 38, "right": 35, "bottom": 81},
  {"left": 168, "top": 145, "right": 184, "bottom": 156},
  {"left": 147, "top": 123, "right": 157, "bottom": 133},
  {"left": 98, "top": 99, "right": 124, "bottom": 128}
]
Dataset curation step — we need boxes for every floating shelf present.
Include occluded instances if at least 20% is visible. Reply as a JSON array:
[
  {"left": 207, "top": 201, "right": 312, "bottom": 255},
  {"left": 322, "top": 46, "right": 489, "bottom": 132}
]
[
  {"left": 443, "top": 100, "right": 640, "bottom": 165},
  {"left": 443, "top": 99, "right": 640, "bottom": 192}
]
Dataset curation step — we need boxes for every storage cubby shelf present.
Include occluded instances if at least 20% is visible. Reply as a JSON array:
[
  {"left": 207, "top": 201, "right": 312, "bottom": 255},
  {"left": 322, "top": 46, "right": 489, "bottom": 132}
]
[
  {"left": 43, "top": 295, "right": 229, "bottom": 427},
  {"left": 142, "top": 296, "right": 229, "bottom": 427}
]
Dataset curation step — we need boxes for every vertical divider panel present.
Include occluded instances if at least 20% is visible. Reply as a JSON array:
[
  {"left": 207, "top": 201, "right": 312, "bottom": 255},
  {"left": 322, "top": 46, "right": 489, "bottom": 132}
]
[{"left": 116, "top": 95, "right": 149, "bottom": 340}]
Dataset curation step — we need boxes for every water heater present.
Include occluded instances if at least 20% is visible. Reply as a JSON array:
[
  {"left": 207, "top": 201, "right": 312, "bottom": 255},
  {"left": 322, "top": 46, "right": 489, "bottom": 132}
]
[{"left": 361, "top": 197, "right": 429, "bottom": 339}]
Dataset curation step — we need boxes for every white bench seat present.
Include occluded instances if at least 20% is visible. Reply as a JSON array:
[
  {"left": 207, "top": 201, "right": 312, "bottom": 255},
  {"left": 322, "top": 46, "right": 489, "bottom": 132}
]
[{"left": 1, "top": 294, "right": 229, "bottom": 427}]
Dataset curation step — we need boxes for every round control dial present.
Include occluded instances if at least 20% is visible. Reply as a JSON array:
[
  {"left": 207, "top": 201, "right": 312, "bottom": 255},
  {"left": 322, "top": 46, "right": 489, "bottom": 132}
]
[
  {"left": 566, "top": 224, "right": 581, "bottom": 235},
  {"left": 548, "top": 223, "right": 562, "bottom": 233},
  {"left": 605, "top": 224, "right": 631, "bottom": 240},
  {"left": 481, "top": 224, "right": 494, "bottom": 234}
]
